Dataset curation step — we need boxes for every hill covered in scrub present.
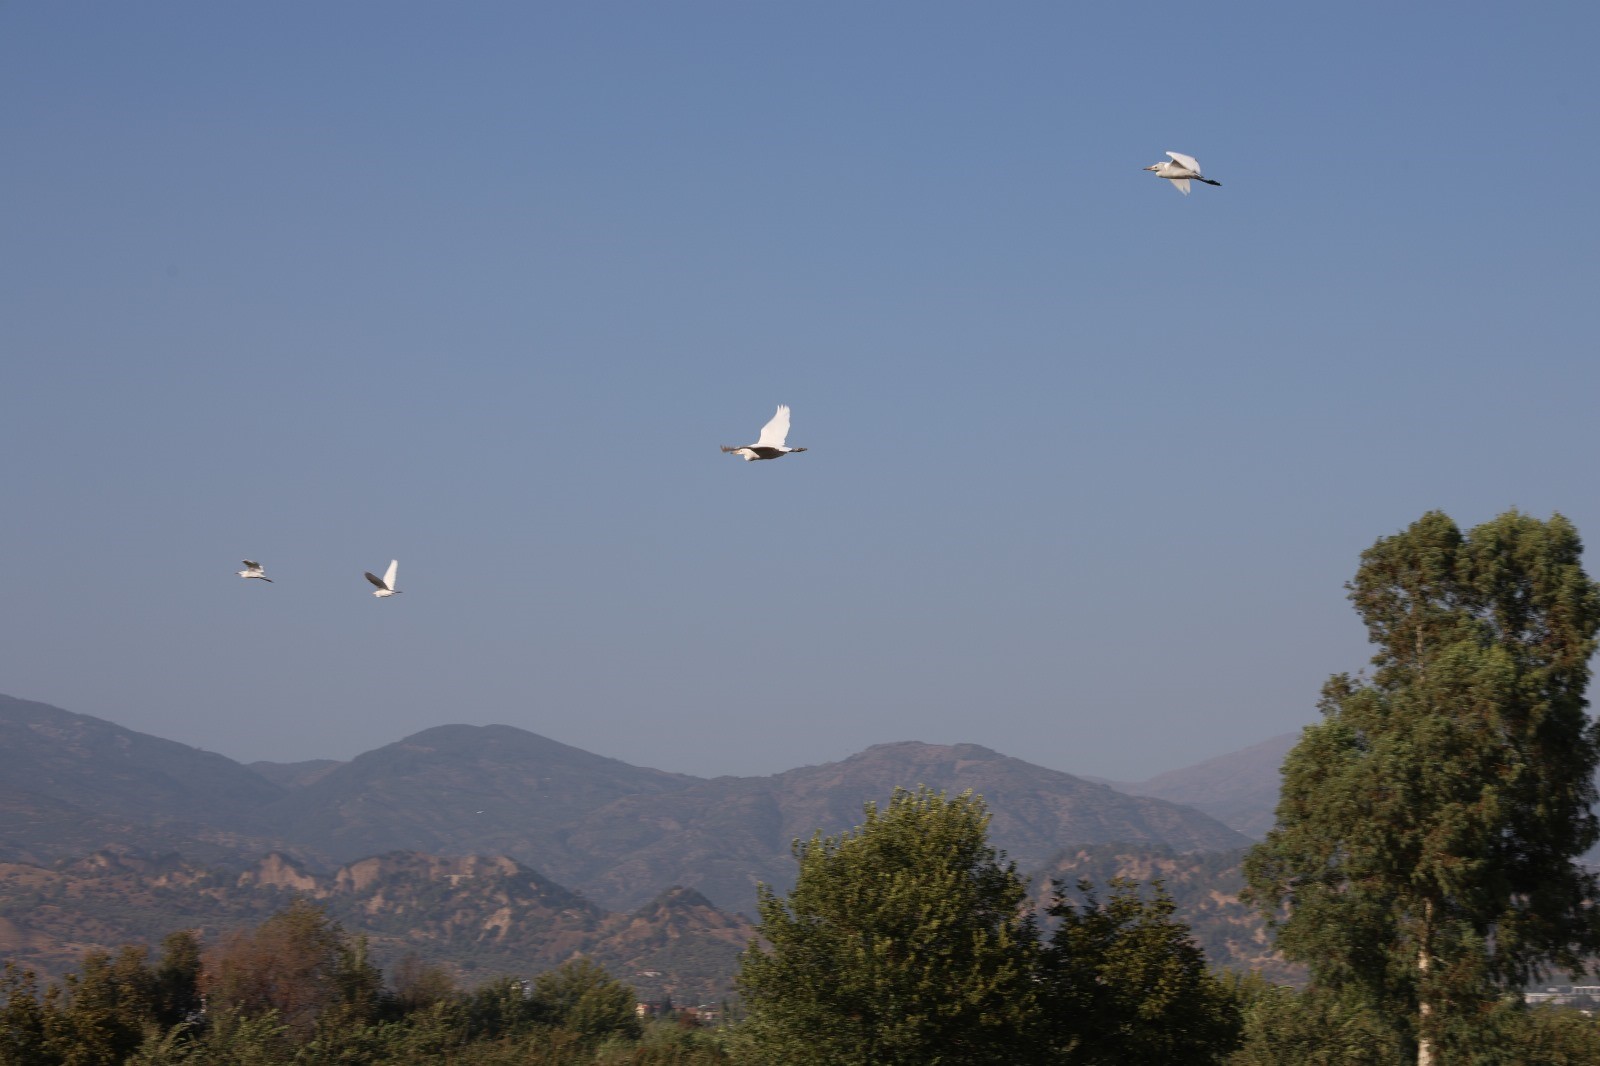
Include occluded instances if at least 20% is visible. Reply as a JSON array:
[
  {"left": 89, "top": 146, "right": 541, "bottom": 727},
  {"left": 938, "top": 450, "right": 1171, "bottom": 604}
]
[{"left": 0, "top": 848, "right": 751, "bottom": 1003}]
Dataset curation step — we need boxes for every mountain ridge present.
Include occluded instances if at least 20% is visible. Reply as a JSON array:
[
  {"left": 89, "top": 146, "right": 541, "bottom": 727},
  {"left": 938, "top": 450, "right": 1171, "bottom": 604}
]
[
  {"left": 553, "top": 738, "right": 1251, "bottom": 912},
  {"left": 0, "top": 693, "right": 287, "bottom": 830},
  {"left": 0, "top": 693, "right": 1295, "bottom": 997},
  {"left": 1100, "top": 733, "right": 1297, "bottom": 839},
  {"left": 0, "top": 693, "right": 1254, "bottom": 916}
]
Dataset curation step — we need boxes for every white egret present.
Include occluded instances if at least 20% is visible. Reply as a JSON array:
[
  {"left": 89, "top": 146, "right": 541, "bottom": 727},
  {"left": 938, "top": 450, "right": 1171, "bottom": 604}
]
[
  {"left": 237, "top": 560, "right": 273, "bottom": 583},
  {"left": 721, "top": 404, "right": 808, "bottom": 461},
  {"left": 365, "top": 559, "right": 401, "bottom": 598},
  {"left": 1143, "top": 151, "right": 1222, "bottom": 195}
]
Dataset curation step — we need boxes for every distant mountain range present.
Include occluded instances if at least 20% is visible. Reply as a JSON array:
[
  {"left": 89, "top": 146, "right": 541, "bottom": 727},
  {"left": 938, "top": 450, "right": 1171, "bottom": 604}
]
[
  {"left": 0, "top": 695, "right": 292, "bottom": 866},
  {"left": 0, "top": 694, "right": 1262, "bottom": 910},
  {"left": 0, "top": 692, "right": 1294, "bottom": 990},
  {"left": 1101, "top": 732, "right": 1297, "bottom": 839}
]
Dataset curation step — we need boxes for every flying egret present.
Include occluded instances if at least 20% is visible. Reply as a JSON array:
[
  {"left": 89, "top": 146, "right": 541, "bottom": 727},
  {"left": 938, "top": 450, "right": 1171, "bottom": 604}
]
[
  {"left": 1143, "top": 151, "right": 1222, "bottom": 195},
  {"left": 721, "top": 404, "right": 808, "bottom": 461},
  {"left": 237, "top": 560, "right": 273, "bottom": 583},
  {"left": 365, "top": 560, "right": 401, "bottom": 598}
]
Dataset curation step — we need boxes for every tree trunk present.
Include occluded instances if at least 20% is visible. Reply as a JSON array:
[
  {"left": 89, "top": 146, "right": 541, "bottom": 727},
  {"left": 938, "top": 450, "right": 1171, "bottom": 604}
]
[{"left": 1417, "top": 904, "right": 1433, "bottom": 1066}]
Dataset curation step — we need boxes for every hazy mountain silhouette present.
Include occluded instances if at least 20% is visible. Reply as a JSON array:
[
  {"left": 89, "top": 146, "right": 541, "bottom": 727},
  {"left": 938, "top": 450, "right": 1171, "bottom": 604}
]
[
  {"left": 0, "top": 694, "right": 292, "bottom": 863},
  {"left": 0, "top": 693, "right": 1292, "bottom": 993},
  {"left": 559, "top": 740, "right": 1252, "bottom": 912},
  {"left": 260, "top": 724, "right": 699, "bottom": 878},
  {"left": 0, "top": 694, "right": 1251, "bottom": 917},
  {"left": 0, "top": 694, "right": 286, "bottom": 826},
  {"left": 0, "top": 785, "right": 275, "bottom": 867},
  {"left": 248, "top": 758, "right": 344, "bottom": 789},
  {"left": 1102, "top": 733, "right": 1297, "bottom": 839}
]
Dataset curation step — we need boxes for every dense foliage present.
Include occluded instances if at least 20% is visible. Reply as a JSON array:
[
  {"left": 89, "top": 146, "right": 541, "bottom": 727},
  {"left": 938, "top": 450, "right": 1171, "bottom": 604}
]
[
  {"left": 1043, "top": 878, "right": 1242, "bottom": 1063},
  {"left": 0, "top": 908, "right": 727, "bottom": 1066},
  {"left": 736, "top": 787, "right": 1043, "bottom": 1065},
  {"left": 1245, "top": 510, "right": 1600, "bottom": 1064},
  {"left": 736, "top": 787, "right": 1244, "bottom": 1065}
]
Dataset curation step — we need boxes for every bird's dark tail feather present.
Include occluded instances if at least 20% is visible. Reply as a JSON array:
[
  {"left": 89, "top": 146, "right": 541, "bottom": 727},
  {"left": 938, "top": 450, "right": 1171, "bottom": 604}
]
[{"left": 1200, "top": 178, "right": 1221, "bottom": 186}]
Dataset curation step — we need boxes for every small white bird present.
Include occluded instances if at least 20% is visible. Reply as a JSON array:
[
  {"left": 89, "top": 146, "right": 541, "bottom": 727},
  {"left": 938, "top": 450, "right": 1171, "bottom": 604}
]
[
  {"left": 364, "top": 559, "right": 401, "bottom": 598},
  {"left": 1143, "top": 151, "right": 1222, "bottom": 195},
  {"left": 237, "top": 560, "right": 273, "bottom": 583},
  {"left": 721, "top": 404, "right": 808, "bottom": 461}
]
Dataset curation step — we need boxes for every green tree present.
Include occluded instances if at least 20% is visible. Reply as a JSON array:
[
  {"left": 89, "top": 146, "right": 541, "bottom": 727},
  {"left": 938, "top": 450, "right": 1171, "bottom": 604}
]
[
  {"left": 0, "top": 962, "right": 52, "bottom": 1065},
  {"left": 1043, "top": 878, "right": 1241, "bottom": 1064},
  {"left": 1245, "top": 510, "right": 1600, "bottom": 1065},
  {"left": 1226, "top": 978, "right": 1405, "bottom": 1066},
  {"left": 1508, "top": 1005, "right": 1600, "bottom": 1065},
  {"left": 152, "top": 931, "right": 202, "bottom": 1030},
  {"left": 597, "top": 1017, "right": 731, "bottom": 1065},
  {"left": 43, "top": 946, "right": 158, "bottom": 1066},
  {"left": 325, "top": 933, "right": 386, "bottom": 1025},
  {"left": 460, "top": 975, "right": 540, "bottom": 1043},
  {"left": 531, "top": 958, "right": 641, "bottom": 1045},
  {"left": 735, "top": 786, "right": 1040, "bottom": 1066},
  {"left": 190, "top": 1009, "right": 293, "bottom": 1066}
]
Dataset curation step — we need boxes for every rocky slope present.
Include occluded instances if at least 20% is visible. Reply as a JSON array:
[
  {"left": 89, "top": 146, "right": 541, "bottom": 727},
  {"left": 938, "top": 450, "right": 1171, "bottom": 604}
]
[{"left": 0, "top": 848, "right": 751, "bottom": 1002}]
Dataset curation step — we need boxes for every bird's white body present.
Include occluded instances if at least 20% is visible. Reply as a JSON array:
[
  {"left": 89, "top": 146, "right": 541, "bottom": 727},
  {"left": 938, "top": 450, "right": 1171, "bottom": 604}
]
[
  {"left": 1144, "top": 151, "right": 1221, "bottom": 195},
  {"left": 237, "top": 560, "right": 272, "bottom": 583},
  {"left": 365, "top": 559, "right": 400, "bottom": 598},
  {"left": 722, "top": 404, "right": 808, "bottom": 461}
]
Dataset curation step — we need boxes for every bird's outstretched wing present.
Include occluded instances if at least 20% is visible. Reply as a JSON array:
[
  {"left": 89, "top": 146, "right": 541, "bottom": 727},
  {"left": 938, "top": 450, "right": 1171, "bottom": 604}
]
[
  {"left": 242, "top": 560, "right": 261, "bottom": 569},
  {"left": 1166, "top": 151, "right": 1202, "bottom": 174},
  {"left": 1170, "top": 178, "right": 1192, "bottom": 195},
  {"left": 754, "top": 405, "right": 791, "bottom": 448},
  {"left": 383, "top": 559, "right": 399, "bottom": 590},
  {"left": 364, "top": 571, "right": 386, "bottom": 590}
]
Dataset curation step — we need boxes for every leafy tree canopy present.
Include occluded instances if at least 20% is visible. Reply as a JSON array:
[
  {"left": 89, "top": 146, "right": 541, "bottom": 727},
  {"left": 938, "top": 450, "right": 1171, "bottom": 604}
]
[
  {"left": 736, "top": 786, "right": 1040, "bottom": 1066},
  {"left": 1045, "top": 877, "right": 1241, "bottom": 1064},
  {"left": 1246, "top": 510, "right": 1600, "bottom": 1062}
]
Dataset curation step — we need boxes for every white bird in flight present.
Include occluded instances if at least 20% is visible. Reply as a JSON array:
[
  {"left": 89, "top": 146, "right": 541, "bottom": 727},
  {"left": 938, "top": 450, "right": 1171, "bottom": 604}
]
[
  {"left": 722, "top": 404, "right": 808, "bottom": 461},
  {"left": 237, "top": 560, "right": 273, "bottom": 583},
  {"left": 1144, "top": 151, "right": 1222, "bottom": 195},
  {"left": 365, "top": 559, "right": 401, "bottom": 598}
]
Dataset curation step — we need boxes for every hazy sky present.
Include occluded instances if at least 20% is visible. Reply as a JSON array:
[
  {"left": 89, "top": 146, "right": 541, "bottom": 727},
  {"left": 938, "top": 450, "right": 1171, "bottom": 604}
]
[{"left": 3, "top": 2, "right": 1596, "bottom": 782}]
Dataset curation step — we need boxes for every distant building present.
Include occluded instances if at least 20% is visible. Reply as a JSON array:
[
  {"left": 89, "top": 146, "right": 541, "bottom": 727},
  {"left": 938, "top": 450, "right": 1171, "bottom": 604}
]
[
  {"left": 1523, "top": 985, "right": 1600, "bottom": 1010},
  {"left": 635, "top": 997, "right": 673, "bottom": 1018}
]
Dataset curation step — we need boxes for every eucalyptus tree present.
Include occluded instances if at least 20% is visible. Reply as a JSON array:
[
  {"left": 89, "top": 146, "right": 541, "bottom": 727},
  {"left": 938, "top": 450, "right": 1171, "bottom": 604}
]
[{"left": 1246, "top": 510, "right": 1600, "bottom": 1065}]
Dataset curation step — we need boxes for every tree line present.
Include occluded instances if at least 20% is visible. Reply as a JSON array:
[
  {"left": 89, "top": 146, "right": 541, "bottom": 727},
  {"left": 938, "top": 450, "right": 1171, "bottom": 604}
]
[
  {"left": 0, "top": 899, "right": 725, "bottom": 1064},
  {"left": 7, "top": 509, "right": 1600, "bottom": 1064}
]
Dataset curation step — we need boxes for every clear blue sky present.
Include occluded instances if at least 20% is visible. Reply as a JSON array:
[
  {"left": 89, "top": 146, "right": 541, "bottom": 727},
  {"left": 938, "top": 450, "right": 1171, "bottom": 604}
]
[{"left": 2, "top": 2, "right": 1596, "bottom": 781}]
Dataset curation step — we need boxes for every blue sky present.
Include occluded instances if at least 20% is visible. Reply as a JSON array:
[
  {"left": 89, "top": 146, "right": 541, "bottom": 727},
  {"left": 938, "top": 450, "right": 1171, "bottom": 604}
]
[{"left": 2, "top": 2, "right": 1596, "bottom": 781}]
